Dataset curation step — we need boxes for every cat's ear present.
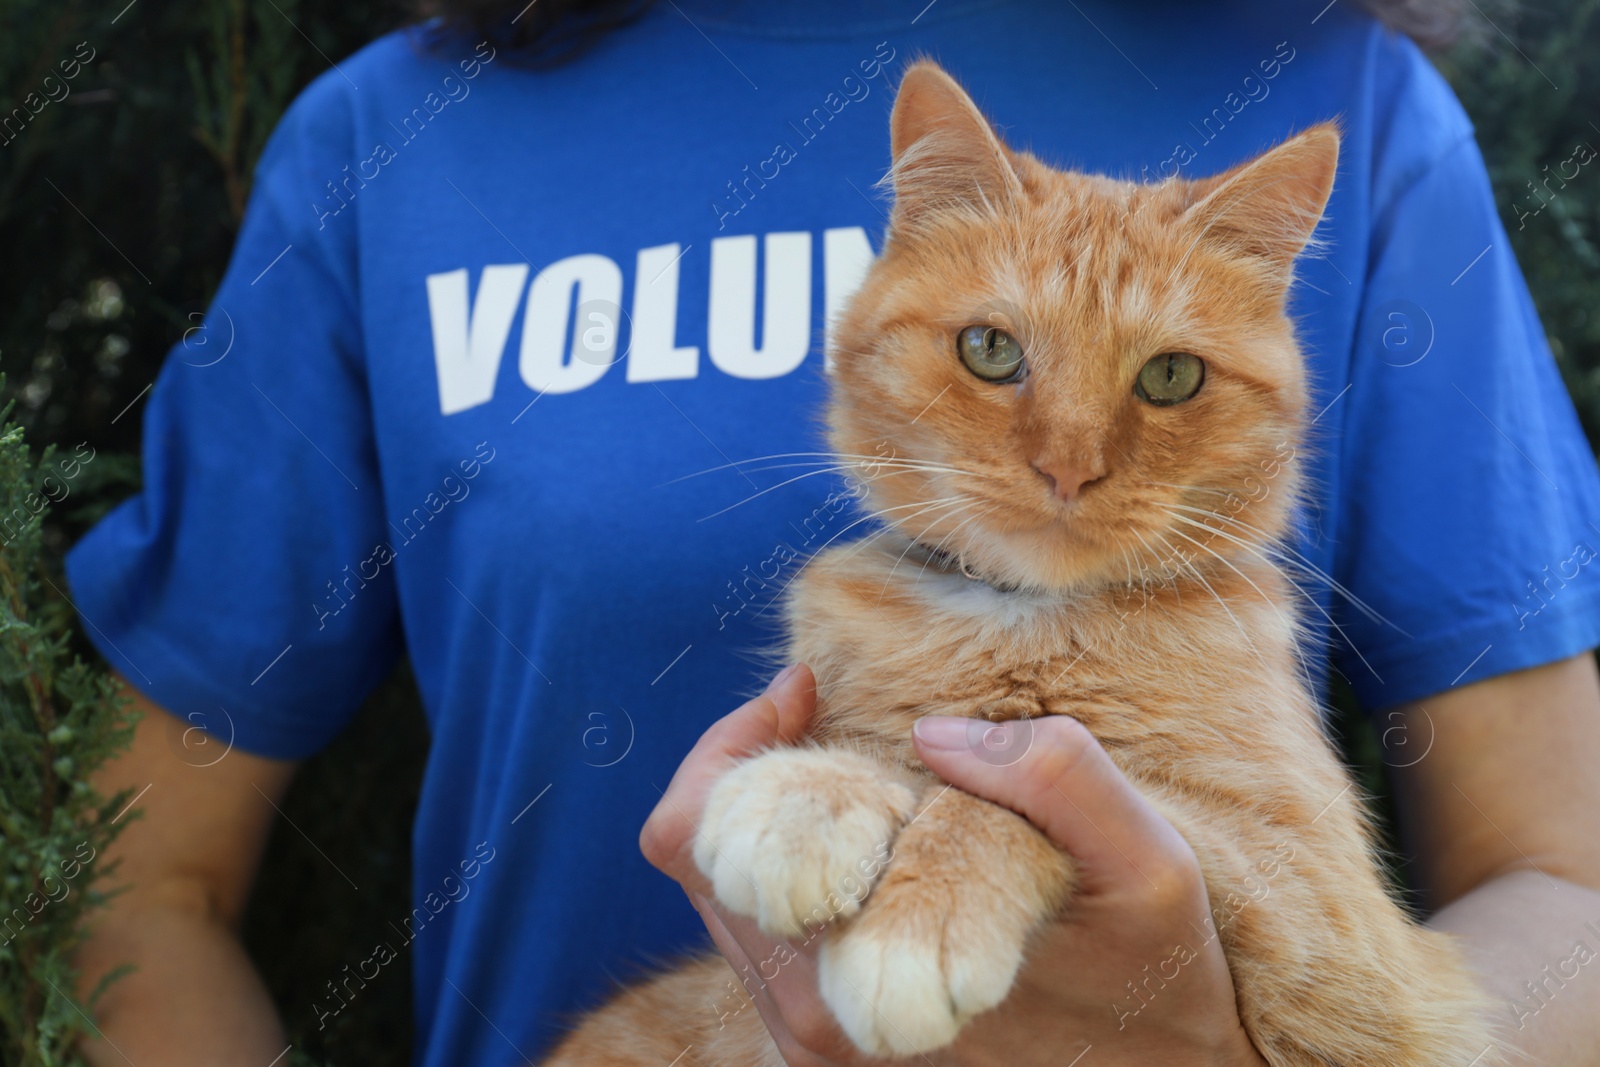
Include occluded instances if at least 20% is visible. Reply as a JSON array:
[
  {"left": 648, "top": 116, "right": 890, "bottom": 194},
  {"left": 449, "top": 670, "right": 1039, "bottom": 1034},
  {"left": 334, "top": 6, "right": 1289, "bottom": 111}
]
[
  {"left": 887, "top": 61, "right": 1024, "bottom": 232},
  {"left": 1180, "top": 123, "right": 1340, "bottom": 275}
]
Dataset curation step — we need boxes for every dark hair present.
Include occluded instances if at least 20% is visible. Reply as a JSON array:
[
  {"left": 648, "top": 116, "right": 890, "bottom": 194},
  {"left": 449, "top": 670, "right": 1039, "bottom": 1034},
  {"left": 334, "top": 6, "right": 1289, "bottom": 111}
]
[
  {"left": 1358, "top": 0, "right": 1485, "bottom": 50},
  {"left": 416, "top": 0, "right": 1480, "bottom": 64},
  {"left": 414, "top": 0, "right": 655, "bottom": 65}
]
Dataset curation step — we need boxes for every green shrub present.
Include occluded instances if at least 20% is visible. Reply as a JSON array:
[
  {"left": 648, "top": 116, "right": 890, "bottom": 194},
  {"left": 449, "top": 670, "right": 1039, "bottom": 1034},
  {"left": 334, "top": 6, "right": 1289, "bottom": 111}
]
[{"left": 0, "top": 396, "right": 136, "bottom": 1067}]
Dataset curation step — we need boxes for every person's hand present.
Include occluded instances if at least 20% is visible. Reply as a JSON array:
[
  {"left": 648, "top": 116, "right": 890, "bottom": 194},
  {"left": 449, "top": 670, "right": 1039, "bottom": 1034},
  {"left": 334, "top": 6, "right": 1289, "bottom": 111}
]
[{"left": 640, "top": 664, "right": 1269, "bottom": 1066}]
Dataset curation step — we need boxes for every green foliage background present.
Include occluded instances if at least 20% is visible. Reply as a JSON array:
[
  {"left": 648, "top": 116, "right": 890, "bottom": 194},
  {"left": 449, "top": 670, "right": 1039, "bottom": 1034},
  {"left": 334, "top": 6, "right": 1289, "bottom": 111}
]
[{"left": 0, "top": 1, "right": 1596, "bottom": 1063}]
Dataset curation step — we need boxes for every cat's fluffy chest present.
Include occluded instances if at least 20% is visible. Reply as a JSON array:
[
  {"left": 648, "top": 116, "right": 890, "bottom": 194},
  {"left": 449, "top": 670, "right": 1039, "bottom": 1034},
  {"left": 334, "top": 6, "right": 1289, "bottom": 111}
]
[{"left": 787, "top": 538, "right": 1311, "bottom": 766}]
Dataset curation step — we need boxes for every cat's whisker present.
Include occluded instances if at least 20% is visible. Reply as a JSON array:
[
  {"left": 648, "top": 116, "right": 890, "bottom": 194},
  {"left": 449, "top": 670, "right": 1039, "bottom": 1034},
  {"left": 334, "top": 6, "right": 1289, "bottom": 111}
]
[
  {"left": 1130, "top": 527, "right": 1182, "bottom": 592},
  {"left": 1145, "top": 527, "right": 1265, "bottom": 662},
  {"left": 1163, "top": 512, "right": 1373, "bottom": 642},
  {"left": 745, "top": 497, "right": 969, "bottom": 623},
  {"left": 661, "top": 451, "right": 978, "bottom": 486},
  {"left": 912, "top": 502, "right": 1000, "bottom": 586},
  {"left": 1127, "top": 531, "right": 1152, "bottom": 592},
  {"left": 838, "top": 451, "right": 974, "bottom": 471},
  {"left": 1160, "top": 502, "right": 1399, "bottom": 633},
  {"left": 880, "top": 498, "right": 985, "bottom": 594},
  {"left": 660, "top": 452, "right": 856, "bottom": 486},
  {"left": 707, "top": 462, "right": 902, "bottom": 486},
  {"left": 1162, "top": 510, "right": 1385, "bottom": 684},
  {"left": 898, "top": 502, "right": 999, "bottom": 591},
  {"left": 695, "top": 467, "right": 876, "bottom": 522},
  {"left": 1134, "top": 526, "right": 1183, "bottom": 607},
  {"left": 881, "top": 497, "right": 985, "bottom": 561},
  {"left": 1162, "top": 510, "right": 1310, "bottom": 596},
  {"left": 710, "top": 460, "right": 884, "bottom": 478},
  {"left": 886, "top": 499, "right": 968, "bottom": 561},
  {"left": 759, "top": 460, "right": 984, "bottom": 488},
  {"left": 1127, "top": 546, "right": 1146, "bottom": 593},
  {"left": 804, "top": 496, "right": 963, "bottom": 572},
  {"left": 1144, "top": 481, "right": 1237, "bottom": 498},
  {"left": 878, "top": 497, "right": 973, "bottom": 558},
  {"left": 697, "top": 461, "right": 979, "bottom": 524},
  {"left": 1143, "top": 533, "right": 1185, "bottom": 607},
  {"left": 817, "top": 501, "right": 977, "bottom": 604},
  {"left": 1159, "top": 522, "right": 1317, "bottom": 679}
]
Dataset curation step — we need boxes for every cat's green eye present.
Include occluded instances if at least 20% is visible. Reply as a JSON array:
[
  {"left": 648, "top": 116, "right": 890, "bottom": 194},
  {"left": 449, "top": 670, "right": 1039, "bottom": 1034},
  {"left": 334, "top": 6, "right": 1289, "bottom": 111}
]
[
  {"left": 957, "top": 325, "right": 1026, "bottom": 383},
  {"left": 1135, "top": 353, "right": 1205, "bottom": 406}
]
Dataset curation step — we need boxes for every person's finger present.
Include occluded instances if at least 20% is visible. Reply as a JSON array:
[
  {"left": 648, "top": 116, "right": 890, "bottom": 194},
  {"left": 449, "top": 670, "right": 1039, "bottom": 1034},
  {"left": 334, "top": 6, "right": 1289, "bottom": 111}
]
[
  {"left": 686, "top": 888, "right": 774, "bottom": 1019},
  {"left": 639, "top": 663, "right": 817, "bottom": 882},
  {"left": 689, "top": 889, "right": 868, "bottom": 1066},
  {"left": 911, "top": 715, "right": 1195, "bottom": 896}
]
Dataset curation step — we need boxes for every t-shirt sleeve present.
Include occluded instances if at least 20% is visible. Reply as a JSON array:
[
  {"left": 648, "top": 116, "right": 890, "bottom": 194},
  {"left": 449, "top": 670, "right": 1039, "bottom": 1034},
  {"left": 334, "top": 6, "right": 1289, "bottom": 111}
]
[
  {"left": 64, "top": 69, "right": 401, "bottom": 759},
  {"left": 1329, "top": 126, "right": 1600, "bottom": 710}
]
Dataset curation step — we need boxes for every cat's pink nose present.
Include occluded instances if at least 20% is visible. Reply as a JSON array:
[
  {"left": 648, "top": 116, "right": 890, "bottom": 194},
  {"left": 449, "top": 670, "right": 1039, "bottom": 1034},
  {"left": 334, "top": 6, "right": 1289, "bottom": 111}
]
[{"left": 1032, "top": 459, "right": 1105, "bottom": 503}]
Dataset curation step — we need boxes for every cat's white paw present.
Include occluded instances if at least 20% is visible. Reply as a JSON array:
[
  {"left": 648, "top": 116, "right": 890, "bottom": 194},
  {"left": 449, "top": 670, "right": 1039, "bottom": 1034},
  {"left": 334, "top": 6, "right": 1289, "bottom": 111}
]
[
  {"left": 694, "top": 748, "right": 917, "bottom": 938},
  {"left": 817, "top": 894, "right": 1027, "bottom": 1056}
]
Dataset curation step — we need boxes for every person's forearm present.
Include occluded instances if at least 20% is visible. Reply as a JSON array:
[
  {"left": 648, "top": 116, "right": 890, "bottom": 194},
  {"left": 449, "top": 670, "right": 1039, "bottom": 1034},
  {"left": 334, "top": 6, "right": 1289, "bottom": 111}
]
[
  {"left": 1428, "top": 868, "right": 1600, "bottom": 1065},
  {"left": 75, "top": 889, "right": 286, "bottom": 1066}
]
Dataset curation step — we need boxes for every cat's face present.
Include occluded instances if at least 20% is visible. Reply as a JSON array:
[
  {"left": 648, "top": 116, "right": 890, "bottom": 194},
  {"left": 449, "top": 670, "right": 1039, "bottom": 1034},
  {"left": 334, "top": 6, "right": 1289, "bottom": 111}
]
[{"left": 829, "top": 61, "right": 1339, "bottom": 595}]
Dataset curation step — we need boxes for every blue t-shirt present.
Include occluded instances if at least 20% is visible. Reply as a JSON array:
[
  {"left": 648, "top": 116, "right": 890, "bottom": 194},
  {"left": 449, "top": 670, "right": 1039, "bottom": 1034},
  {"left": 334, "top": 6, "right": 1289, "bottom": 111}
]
[{"left": 66, "top": 0, "right": 1600, "bottom": 1062}]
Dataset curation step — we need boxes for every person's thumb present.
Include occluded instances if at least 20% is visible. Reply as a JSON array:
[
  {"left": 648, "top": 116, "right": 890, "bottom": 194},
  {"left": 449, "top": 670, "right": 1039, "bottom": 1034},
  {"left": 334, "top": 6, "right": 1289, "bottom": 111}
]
[
  {"left": 912, "top": 715, "right": 1194, "bottom": 896},
  {"left": 639, "top": 663, "right": 817, "bottom": 880}
]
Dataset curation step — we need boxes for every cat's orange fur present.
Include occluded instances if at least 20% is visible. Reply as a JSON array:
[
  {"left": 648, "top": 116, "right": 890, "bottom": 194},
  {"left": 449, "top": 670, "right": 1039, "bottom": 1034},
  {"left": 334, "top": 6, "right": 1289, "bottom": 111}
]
[{"left": 542, "top": 61, "right": 1498, "bottom": 1067}]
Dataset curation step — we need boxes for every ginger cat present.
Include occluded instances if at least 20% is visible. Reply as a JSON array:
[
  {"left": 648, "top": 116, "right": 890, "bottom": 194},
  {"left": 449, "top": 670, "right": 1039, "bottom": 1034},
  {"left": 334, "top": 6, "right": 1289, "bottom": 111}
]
[{"left": 542, "top": 61, "right": 1496, "bottom": 1067}]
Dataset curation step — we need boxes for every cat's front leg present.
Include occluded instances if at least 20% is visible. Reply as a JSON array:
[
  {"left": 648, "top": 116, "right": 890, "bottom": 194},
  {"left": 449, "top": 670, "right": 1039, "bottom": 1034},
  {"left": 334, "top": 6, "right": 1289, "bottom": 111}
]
[
  {"left": 818, "top": 784, "right": 1075, "bottom": 1057},
  {"left": 694, "top": 746, "right": 922, "bottom": 938}
]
